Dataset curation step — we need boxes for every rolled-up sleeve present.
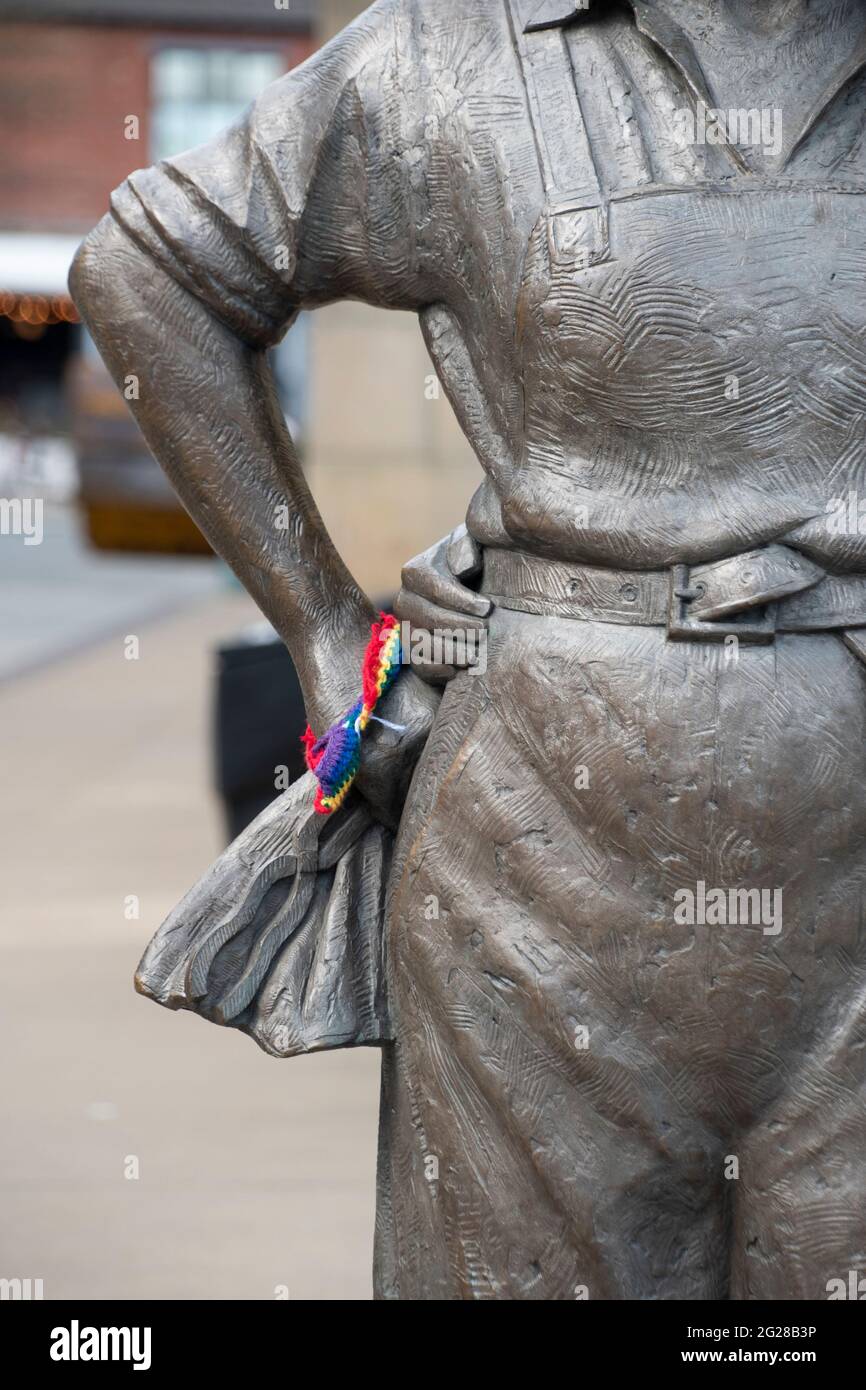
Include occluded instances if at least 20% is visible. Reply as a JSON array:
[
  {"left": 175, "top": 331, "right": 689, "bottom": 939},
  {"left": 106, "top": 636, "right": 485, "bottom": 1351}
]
[{"left": 109, "top": 0, "right": 422, "bottom": 349}]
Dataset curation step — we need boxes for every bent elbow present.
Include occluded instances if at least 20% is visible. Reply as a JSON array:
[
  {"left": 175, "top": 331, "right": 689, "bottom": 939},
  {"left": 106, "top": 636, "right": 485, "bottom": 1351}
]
[{"left": 68, "top": 213, "right": 128, "bottom": 328}]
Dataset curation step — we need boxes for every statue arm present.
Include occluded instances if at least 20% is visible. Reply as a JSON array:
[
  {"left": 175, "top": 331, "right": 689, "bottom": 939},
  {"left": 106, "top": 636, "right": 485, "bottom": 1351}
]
[
  {"left": 69, "top": 5, "right": 439, "bottom": 822},
  {"left": 71, "top": 214, "right": 376, "bottom": 732}
]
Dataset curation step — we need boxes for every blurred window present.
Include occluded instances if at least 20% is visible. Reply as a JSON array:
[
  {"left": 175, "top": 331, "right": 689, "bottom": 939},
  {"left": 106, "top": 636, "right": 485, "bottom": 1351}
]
[{"left": 151, "top": 47, "right": 284, "bottom": 161}]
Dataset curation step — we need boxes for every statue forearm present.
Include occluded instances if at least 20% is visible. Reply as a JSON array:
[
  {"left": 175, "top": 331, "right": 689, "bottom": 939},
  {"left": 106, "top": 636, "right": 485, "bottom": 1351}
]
[{"left": 70, "top": 213, "right": 374, "bottom": 731}]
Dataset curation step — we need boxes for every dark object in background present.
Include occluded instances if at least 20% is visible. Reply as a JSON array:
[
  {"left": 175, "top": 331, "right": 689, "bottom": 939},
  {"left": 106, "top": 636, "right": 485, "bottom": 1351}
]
[{"left": 214, "top": 623, "right": 306, "bottom": 841}]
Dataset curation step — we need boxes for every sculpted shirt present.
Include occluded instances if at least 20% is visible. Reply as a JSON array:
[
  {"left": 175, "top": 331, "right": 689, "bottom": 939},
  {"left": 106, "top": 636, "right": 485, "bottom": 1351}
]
[{"left": 111, "top": 0, "right": 866, "bottom": 569}]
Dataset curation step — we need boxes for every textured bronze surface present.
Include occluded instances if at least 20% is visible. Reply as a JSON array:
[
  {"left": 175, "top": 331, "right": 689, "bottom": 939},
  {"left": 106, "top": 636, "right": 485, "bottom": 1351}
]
[{"left": 72, "top": 0, "right": 866, "bottom": 1299}]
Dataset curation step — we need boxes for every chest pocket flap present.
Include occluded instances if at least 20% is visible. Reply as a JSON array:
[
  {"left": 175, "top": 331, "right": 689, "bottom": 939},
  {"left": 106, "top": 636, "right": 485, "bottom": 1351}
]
[{"left": 547, "top": 201, "right": 611, "bottom": 267}]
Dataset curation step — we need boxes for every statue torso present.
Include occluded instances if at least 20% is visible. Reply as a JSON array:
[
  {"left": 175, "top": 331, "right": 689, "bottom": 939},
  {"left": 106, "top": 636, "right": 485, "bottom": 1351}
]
[
  {"left": 510, "top": 180, "right": 866, "bottom": 568},
  {"left": 418, "top": 0, "right": 866, "bottom": 570}
]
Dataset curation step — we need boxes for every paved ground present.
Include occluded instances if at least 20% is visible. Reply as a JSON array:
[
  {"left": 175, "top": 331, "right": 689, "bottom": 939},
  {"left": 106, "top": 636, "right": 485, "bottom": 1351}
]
[
  {"left": 0, "top": 501, "right": 223, "bottom": 680},
  {"left": 0, "top": 573, "right": 381, "bottom": 1300}
]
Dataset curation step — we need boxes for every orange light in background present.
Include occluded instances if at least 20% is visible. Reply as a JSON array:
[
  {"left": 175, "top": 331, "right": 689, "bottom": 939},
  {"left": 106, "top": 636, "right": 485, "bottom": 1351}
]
[
  {"left": 0, "top": 291, "right": 79, "bottom": 326},
  {"left": 11, "top": 320, "right": 47, "bottom": 341}
]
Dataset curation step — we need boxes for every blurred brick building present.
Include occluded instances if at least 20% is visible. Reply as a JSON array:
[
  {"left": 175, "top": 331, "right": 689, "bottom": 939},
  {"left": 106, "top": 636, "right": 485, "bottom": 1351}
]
[
  {"left": 0, "top": 0, "right": 315, "bottom": 546},
  {"left": 0, "top": 1, "right": 315, "bottom": 234}
]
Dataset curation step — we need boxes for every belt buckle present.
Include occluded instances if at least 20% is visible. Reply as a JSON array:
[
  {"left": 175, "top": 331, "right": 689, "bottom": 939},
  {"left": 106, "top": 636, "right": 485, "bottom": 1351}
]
[{"left": 667, "top": 565, "right": 777, "bottom": 644}]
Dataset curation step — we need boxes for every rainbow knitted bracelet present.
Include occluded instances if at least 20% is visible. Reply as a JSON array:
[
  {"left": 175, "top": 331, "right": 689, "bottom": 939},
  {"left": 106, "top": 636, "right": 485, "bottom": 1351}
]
[{"left": 302, "top": 613, "right": 403, "bottom": 815}]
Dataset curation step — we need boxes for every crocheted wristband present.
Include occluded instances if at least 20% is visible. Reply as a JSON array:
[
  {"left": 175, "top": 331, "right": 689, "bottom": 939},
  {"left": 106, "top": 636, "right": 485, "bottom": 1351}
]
[{"left": 302, "top": 613, "right": 403, "bottom": 815}]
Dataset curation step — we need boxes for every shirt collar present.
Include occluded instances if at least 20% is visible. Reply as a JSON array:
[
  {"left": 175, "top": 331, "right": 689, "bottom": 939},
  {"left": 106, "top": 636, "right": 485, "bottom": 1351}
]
[
  {"left": 520, "top": 0, "right": 866, "bottom": 169},
  {"left": 521, "top": 2, "right": 712, "bottom": 110}
]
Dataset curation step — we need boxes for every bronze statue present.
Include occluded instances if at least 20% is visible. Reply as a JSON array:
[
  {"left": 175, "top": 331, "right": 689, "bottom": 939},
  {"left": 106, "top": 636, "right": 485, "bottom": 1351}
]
[{"left": 71, "top": 0, "right": 866, "bottom": 1300}]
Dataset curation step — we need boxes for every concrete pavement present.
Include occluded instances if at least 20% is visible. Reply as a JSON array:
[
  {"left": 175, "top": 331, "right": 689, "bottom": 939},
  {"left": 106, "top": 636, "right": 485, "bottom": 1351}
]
[
  {"left": 0, "top": 590, "right": 381, "bottom": 1300},
  {"left": 0, "top": 501, "right": 223, "bottom": 680}
]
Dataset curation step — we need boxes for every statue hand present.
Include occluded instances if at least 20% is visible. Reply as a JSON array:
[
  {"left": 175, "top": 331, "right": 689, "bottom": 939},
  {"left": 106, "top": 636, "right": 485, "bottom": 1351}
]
[
  {"left": 353, "top": 668, "right": 441, "bottom": 831},
  {"left": 394, "top": 525, "right": 491, "bottom": 684},
  {"left": 306, "top": 525, "right": 491, "bottom": 829}
]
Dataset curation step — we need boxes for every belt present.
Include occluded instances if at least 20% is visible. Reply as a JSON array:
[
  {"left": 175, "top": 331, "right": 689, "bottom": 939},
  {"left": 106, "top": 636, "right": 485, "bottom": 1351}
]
[{"left": 482, "top": 544, "right": 866, "bottom": 651}]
